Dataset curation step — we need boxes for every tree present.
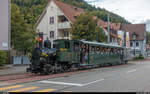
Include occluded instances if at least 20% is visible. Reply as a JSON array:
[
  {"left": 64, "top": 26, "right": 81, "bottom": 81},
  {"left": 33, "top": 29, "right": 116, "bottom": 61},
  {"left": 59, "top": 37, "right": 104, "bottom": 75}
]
[
  {"left": 71, "top": 13, "right": 107, "bottom": 42},
  {"left": 146, "top": 31, "right": 150, "bottom": 44},
  {"left": 11, "top": 4, "right": 36, "bottom": 53}
]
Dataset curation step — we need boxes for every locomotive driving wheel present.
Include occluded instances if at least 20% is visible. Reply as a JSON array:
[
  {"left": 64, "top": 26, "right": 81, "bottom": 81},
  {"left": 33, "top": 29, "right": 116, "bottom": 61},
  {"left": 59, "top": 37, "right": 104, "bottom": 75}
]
[{"left": 42, "top": 64, "right": 54, "bottom": 75}]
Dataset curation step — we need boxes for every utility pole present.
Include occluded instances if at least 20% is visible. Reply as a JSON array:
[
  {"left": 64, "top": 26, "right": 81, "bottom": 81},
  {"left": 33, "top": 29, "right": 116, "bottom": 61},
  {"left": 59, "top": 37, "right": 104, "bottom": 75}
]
[{"left": 107, "top": 13, "right": 110, "bottom": 44}]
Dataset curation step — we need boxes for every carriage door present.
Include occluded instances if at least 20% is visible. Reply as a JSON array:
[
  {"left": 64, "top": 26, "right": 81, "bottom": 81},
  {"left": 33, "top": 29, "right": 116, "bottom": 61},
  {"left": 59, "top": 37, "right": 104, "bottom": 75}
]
[
  {"left": 74, "top": 42, "right": 80, "bottom": 63},
  {"left": 80, "top": 44, "right": 89, "bottom": 64}
]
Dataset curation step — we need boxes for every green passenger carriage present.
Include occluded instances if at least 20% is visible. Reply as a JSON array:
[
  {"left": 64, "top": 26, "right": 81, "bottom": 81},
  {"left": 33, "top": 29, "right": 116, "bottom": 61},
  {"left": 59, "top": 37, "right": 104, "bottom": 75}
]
[{"left": 54, "top": 39, "right": 126, "bottom": 68}]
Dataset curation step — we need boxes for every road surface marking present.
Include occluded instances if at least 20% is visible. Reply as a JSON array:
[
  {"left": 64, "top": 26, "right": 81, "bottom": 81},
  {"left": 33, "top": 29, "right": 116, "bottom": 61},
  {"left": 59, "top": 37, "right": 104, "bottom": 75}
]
[
  {"left": 63, "top": 91, "right": 72, "bottom": 92},
  {"left": 127, "top": 69, "right": 137, "bottom": 74},
  {"left": 8, "top": 87, "right": 38, "bottom": 92},
  {"left": 39, "top": 79, "right": 105, "bottom": 87},
  {"left": 39, "top": 80, "right": 83, "bottom": 86},
  {"left": 33, "top": 89, "right": 56, "bottom": 92},
  {"left": 0, "top": 85, "right": 24, "bottom": 91},
  {"left": 82, "top": 79, "right": 105, "bottom": 86}
]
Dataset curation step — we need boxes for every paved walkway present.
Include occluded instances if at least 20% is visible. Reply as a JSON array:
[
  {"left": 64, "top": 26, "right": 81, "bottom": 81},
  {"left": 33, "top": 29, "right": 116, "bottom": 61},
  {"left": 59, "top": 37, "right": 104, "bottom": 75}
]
[{"left": 0, "top": 64, "right": 29, "bottom": 75}]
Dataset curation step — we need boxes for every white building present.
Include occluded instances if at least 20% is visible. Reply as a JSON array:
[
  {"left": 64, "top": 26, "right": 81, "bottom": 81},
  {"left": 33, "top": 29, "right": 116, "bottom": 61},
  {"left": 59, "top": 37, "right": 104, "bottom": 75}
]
[
  {"left": 36, "top": 0, "right": 84, "bottom": 47},
  {"left": 36, "top": 0, "right": 120, "bottom": 47}
]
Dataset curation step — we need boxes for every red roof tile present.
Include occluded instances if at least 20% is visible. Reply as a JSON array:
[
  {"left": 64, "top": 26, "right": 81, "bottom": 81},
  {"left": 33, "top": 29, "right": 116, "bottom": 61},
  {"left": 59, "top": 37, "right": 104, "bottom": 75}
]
[{"left": 54, "top": 0, "right": 84, "bottom": 23}]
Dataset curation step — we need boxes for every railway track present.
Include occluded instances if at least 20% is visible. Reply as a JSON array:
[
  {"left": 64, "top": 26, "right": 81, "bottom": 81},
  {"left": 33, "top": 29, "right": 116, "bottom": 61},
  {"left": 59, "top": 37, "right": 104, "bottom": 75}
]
[
  {"left": 0, "top": 63, "right": 128, "bottom": 86},
  {"left": 0, "top": 69, "right": 93, "bottom": 85}
]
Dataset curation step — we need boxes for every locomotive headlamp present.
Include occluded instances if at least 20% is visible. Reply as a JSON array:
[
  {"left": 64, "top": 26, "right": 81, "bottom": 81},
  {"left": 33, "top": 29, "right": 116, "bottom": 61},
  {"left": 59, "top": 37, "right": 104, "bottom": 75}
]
[
  {"left": 42, "top": 52, "right": 48, "bottom": 57},
  {"left": 60, "top": 48, "right": 67, "bottom": 51}
]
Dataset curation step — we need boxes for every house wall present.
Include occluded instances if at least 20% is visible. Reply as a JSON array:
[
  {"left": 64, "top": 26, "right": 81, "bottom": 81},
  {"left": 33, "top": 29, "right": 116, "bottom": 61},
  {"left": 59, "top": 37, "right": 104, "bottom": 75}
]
[
  {"left": 130, "top": 39, "right": 146, "bottom": 57},
  {"left": 36, "top": 1, "right": 71, "bottom": 47}
]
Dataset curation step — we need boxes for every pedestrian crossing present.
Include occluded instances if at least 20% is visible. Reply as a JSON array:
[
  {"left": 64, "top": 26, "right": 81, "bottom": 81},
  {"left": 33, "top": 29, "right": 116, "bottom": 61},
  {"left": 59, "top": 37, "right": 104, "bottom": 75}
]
[{"left": 0, "top": 84, "right": 72, "bottom": 92}]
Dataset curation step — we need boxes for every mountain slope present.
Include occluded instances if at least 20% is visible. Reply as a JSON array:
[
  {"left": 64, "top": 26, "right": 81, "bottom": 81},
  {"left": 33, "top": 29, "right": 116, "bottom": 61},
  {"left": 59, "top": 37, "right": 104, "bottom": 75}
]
[{"left": 11, "top": 0, "right": 130, "bottom": 25}]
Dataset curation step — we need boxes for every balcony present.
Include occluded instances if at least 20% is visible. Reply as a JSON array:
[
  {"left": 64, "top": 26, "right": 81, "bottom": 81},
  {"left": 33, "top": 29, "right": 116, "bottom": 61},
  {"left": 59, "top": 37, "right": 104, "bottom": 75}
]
[
  {"left": 58, "top": 22, "right": 71, "bottom": 29},
  {"left": 57, "top": 36, "right": 71, "bottom": 40}
]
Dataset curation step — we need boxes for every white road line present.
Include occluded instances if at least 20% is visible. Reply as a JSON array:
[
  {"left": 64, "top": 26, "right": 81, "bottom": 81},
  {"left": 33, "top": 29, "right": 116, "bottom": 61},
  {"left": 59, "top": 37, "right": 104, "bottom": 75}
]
[
  {"left": 127, "top": 69, "right": 137, "bottom": 74},
  {"left": 39, "top": 80, "right": 83, "bottom": 86},
  {"left": 82, "top": 79, "right": 105, "bottom": 86},
  {"left": 39, "top": 79, "right": 105, "bottom": 87}
]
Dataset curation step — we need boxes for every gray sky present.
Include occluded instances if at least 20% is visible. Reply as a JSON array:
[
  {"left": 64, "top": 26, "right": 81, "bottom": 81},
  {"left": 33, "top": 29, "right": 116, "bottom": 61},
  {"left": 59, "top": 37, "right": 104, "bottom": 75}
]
[{"left": 85, "top": 0, "right": 150, "bottom": 24}]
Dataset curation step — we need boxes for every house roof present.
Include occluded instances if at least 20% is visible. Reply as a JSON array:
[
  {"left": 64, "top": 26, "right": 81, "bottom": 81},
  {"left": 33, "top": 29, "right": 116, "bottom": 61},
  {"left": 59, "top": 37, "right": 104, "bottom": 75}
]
[
  {"left": 97, "top": 18, "right": 121, "bottom": 31},
  {"left": 53, "top": 0, "right": 84, "bottom": 23},
  {"left": 36, "top": 0, "right": 84, "bottom": 26},
  {"left": 121, "top": 24, "right": 146, "bottom": 40},
  {"left": 96, "top": 17, "right": 120, "bottom": 38}
]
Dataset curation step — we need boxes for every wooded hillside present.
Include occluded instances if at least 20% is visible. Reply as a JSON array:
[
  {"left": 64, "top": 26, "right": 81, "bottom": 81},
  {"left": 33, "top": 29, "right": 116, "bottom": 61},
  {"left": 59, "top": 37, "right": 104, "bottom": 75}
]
[{"left": 11, "top": 0, "right": 130, "bottom": 26}]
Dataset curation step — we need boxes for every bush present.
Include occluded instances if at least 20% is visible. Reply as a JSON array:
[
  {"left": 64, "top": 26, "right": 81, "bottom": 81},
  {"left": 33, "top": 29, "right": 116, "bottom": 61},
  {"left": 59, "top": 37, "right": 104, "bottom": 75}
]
[
  {"left": 133, "top": 54, "right": 144, "bottom": 60},
  {"left": 0, "top": 51, "right": 7, "bottom": 66}
]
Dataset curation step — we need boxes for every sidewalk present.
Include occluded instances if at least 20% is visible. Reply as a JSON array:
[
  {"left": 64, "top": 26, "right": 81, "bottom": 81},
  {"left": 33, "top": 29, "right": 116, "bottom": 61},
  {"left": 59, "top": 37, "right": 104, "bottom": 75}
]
[{"left": 0, "top": 64, "right": 29, "bottom": 75}]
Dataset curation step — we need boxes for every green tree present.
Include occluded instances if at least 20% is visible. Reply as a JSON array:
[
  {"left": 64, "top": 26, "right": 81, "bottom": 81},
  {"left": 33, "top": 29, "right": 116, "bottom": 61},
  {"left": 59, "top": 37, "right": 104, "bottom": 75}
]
[
  {"left": 11, "top": 4, "right": 36, "bottom": 53},
  {"left": 71, "top": 13, "right": 107, "bottom": 42},
  {"left": 146, "top": 31, "right": 150, "bottom": 44},
  {"left": 0, "top": 51, "right": 7, "bottom": 66}
]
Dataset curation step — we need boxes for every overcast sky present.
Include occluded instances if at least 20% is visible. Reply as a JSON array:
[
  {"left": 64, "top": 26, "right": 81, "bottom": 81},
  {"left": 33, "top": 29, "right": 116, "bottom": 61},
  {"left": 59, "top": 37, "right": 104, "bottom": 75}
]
[{"left": 85, "top": 0, "right": 150, "bottom": 24}]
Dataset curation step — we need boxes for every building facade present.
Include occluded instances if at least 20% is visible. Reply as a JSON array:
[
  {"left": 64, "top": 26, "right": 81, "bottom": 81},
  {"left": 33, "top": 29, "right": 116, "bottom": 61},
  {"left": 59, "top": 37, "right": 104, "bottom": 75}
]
[
  {"left": 121, "top": 24, "right": 147, "bottom": 57},
  {"left": 36, "top": 0, "right": 120, "bottom": 47},
  {"left": 36, "top": 0, "right": 84, "bottom": 47}
]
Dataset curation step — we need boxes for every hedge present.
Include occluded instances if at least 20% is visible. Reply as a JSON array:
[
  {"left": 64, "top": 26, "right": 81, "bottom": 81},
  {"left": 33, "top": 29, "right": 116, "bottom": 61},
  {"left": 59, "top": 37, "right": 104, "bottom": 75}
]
[{"left": 0, "top": 51, "right": 7, "bottom": 66}]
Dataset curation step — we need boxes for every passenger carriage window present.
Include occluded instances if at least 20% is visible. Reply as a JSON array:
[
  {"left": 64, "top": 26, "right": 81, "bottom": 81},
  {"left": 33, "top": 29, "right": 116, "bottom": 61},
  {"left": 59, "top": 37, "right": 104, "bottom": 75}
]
[
  {"left": 80, "top": 44, "right": 85, "bottom": 52},
  {"left": 117, "top": 49, "right": 120, "bottom": 54},
  {"left": 111, "top": 48, "right": 114, "bottom": 54},
  {"left": 91, "top": 46, "right": 95, "bottom": 53},
  {"left": 100, "top": 48, "right": 104, "bottom": 54},
  {"left": 96, "top": 47, "right": 100, "bottom": 53},
  {"left": 74, "top": 43, "right": 79, "bottom": 51},
  {"left": 106, "top": 48, "right": 109, "bottom": 54},
  {"left": 108, "top": 48, "right": 111, "bottom": 54}
]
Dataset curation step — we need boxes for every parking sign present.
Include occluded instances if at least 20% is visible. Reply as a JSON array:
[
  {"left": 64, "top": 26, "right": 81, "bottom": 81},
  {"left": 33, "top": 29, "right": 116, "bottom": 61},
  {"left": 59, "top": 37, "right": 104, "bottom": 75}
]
[{"left": 0, "top": 0, "right": 10, "bottom": 51}]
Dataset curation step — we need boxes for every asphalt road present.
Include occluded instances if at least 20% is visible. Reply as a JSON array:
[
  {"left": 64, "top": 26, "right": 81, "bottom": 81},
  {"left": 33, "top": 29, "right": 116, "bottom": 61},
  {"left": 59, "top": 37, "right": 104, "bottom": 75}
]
[{"left": 1, "top": 59, "right": 150, "bottom": 92}]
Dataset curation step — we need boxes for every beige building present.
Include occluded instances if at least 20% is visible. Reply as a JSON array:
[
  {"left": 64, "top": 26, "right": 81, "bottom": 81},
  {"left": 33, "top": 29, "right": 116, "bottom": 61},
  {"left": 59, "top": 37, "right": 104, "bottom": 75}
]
[
  {"left": 36, "top": 0, "right": 84, "bottom": 47},
  {"left": 36, "top": 0, "right": 121, "bottom": 47}
]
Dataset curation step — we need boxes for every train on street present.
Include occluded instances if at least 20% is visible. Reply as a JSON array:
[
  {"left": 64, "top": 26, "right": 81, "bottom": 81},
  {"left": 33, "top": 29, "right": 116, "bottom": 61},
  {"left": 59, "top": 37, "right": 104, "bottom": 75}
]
[{"left": 27, "top": 39, "right": 132, "bottom": 75}]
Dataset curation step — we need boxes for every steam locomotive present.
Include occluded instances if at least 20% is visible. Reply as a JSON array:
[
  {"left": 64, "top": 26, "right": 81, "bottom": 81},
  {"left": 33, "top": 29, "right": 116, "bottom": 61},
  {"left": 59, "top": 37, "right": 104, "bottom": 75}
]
[{"left": 27, "top": 39, "right": 132, "bottom": 75}]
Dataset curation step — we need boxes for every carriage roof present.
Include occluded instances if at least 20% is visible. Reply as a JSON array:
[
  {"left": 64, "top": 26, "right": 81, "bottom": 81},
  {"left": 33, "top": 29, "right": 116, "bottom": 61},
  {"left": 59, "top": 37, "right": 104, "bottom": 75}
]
[
  {"left": 54, "top": 39, "right": 123, "bottom": 49},
  {"left": 79, "top": 40, "right": 123, "bottom": 49}
]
